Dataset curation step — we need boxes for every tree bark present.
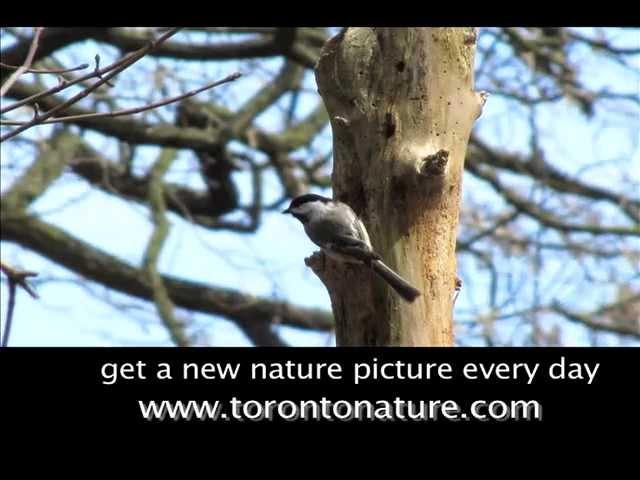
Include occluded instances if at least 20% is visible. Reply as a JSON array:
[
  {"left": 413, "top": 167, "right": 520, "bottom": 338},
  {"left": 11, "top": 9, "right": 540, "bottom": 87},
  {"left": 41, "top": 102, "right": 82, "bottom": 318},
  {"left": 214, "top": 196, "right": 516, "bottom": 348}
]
[{"left": 312, "top": 27, "right": 484, "bottom": 346}]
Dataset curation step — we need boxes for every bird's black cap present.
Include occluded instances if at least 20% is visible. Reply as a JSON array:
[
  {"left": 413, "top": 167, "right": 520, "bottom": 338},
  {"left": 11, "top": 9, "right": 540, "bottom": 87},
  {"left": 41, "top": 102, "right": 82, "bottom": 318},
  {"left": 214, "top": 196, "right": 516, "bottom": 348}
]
[{"left": 282, "top": 193, "right": 332, "bottom": 214}]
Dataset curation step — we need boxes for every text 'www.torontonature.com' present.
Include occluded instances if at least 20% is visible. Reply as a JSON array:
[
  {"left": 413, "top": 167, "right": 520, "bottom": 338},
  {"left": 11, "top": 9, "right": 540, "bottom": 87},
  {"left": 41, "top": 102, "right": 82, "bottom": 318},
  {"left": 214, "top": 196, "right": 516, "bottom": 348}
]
[{"left": 138, "top": 397, "right": 543, "bottom": 422}]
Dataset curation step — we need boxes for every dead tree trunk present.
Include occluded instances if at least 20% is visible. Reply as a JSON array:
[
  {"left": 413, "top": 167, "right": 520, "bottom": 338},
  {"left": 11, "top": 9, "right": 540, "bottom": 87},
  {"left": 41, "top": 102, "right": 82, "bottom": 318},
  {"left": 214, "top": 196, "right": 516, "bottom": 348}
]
[{"left": 311, "top": 27, "right": 485, "bottom": 346}]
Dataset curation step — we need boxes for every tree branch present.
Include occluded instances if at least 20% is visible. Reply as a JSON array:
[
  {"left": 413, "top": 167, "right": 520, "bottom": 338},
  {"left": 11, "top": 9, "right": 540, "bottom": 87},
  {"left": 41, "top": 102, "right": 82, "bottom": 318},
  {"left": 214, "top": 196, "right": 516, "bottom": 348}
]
[
  {"left": 466, "top": 158, "right": 640, "bottom": 237},
  {"left": 1, "top": 214, "right": 334, "bottom": 333},
  {"left": 0, "top": 261, "right": 38, "bottom": 347},
  {"left": 229, "top": 61, "right": 303, "bottom": 135},
  {"left": 142, "top": 148, "right": 190, "bottom": 346},
  {"left": 236, "top": 320, "right": 288, "bottom": 347},
  {"left": 94, "top": 27, "right": 324, "bottom": 68},
  {"left": 1, "top": 28, "right": 182, "bottom": 143},
  {"left": 0, "top": 61, "right": 89, "bottom": 75},
  {"left": 469, "top": 136, "right": 640, "bottom": 223},
  {"left": 567, "top": 31, "right": 640, "bottom": 56},
  {"left": 5, "top": 78, "right": 327, "bottom": 161},
  {"left": 176, "top": 97, "right": 327, "bottom": 196},
  {"left": 1, "top": 28, "right": 107, "bottom": 82},
  {"left": 69, "top": 152, "right": 236, "bottom": 221},
  {"left": 551, "top": 298, "right": 640, "bottom": 340},
  {"left": 1, "top": 52, "right": 132, "bottom": 115},
  {"left": 0, "top": 72, "right": 242, "bottom": 126},
  {"left": 1, "top": 131, "right": 84, "bottom": 212},
  {"left": 0, "top": 27, "right": 44, "bottom": 98}
]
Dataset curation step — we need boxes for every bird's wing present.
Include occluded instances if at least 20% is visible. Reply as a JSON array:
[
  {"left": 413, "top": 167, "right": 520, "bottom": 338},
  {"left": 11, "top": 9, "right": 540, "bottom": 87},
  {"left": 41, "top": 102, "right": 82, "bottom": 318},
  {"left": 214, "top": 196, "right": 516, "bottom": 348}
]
[
  {"left": 325, "top": 202, "right": 372, "bottom": 245},
  {"left": 305, "top": 202, "right": 380, "bottom": 263},
  {"left": 352, "top": 216, "right": 372, "bottom": 249},
  {"left": 305, "top": 203, "right": 372, "bottom": 249}
]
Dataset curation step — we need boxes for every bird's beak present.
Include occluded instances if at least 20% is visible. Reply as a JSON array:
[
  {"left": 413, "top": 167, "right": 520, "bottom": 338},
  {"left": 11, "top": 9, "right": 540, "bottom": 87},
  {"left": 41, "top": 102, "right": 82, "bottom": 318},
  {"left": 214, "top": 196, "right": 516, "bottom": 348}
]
[{"left": 282, "top": 208, "right": 291, "bottom": 215}]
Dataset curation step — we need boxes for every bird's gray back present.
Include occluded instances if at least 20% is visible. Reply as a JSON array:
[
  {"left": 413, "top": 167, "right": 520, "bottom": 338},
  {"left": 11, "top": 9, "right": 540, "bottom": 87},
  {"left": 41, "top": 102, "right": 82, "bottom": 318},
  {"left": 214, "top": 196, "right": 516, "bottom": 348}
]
[{"left": 304, "top": 202, "right": 372, "bottom": 249}]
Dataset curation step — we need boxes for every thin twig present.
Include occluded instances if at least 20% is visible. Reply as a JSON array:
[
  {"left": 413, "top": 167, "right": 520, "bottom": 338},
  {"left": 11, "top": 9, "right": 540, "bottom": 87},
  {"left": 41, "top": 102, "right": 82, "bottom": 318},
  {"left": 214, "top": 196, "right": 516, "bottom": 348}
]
[
  {"left": 1, "top": 55, "right": 130, "bottom": 115},
  {"left": 92, "top": 54, "right": 114, "bottom": 87},
  {"left": 0, "top": 27, "right": 182, "bottom": 143},
  {"left": 1, "top": 33, "right": 182, "bottom": 116},
  {"left": 0, "top": 261, "right": 39, "bottom": 347},
  {"left": 0, "top": 27, "right": 44, "bottom": 98},
  {"left": 0, "top": 61, "right": 89, "bottom": 74},
  {"left": 0, "top": 72, "right": 242, "bottom": 126}
]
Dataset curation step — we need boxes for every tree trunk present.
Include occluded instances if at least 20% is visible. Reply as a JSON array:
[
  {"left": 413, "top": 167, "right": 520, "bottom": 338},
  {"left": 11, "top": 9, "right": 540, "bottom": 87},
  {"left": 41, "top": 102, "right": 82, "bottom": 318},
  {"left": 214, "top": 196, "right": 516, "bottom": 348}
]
[{"left": 311, "top": 27, "right": 485, "bottom": 346}]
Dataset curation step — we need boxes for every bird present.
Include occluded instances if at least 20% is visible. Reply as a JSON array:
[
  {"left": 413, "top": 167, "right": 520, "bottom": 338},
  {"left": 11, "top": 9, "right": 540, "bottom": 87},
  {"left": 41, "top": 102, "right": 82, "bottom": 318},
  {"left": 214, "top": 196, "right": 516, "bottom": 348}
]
[{"left": 283, "top": 193, "right": 421, "bottom": 302}]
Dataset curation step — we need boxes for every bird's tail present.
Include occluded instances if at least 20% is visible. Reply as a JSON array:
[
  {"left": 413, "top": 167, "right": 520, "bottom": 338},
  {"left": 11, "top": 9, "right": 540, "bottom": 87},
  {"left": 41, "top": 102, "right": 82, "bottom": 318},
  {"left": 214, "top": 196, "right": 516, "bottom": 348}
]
[{"left": 371, "top": 260, "right": 421, "bottom": 302}]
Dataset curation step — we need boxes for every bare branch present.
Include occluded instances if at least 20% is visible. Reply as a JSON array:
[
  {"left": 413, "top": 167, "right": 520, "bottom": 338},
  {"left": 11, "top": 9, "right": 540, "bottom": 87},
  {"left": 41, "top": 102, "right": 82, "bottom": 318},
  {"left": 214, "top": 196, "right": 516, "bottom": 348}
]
[
  {"left": 237, "top": 318, "right": 288, "bottom": 347},
  {"left": 69, "top": 151, "right": 236, "bottom": 220},
  {"left": 142, "top": 149, "right": 190, "bottom": 346},
  {"left": 1, "top": 28, "right": 182, "bottom": 143},
  {"left": 93, "top": 27, "right": 325, "bottom": 68},
  {"left": 0, "top": 261, "right": 39, "bottom": 347},
  {"left": 230, "top": 61, "right": 302, "bottom": 134},
  {"left": 1, "top": 53, "right": 130, "bottom": 115},
  {"left": 67, "top": 137, "right": 265, "bottom": 233},
  {"left": 5, "top": 78, "right": 327, "bottom": 160},
  {"left": 1, "top": 28, "right": 106, "bottom": 79},
  {"left": 0, "top": 72, "right": 242, "bottom": 126},
  {"left": 0, "top": 27, "right": 44, "bottom": 98},
  {"left": 0, "top": 61, "right": 89, "bottom": 74},
  {"left": 567, "top": 30, "right": 640, "bottom": 56},
  {"left": 469, "top": 136, "right": 640, "bottom": 223},
  {"left": 1, "top": 214, "right": 334, "bottom": 333},
  {"left": 457, "top": 210, "right": 520, "bottom": 250},
  {"left": 0, "top": 261, "right": 38, "bottom": 299},
  {"left": 551, "top": 298, "right": 640, "bottom": 340},
  {"left": 2, "top": 130, "right": 84, "bottom": 212},
  {"left": 466, "top": 159, "right": 640, "bottom": 237}
]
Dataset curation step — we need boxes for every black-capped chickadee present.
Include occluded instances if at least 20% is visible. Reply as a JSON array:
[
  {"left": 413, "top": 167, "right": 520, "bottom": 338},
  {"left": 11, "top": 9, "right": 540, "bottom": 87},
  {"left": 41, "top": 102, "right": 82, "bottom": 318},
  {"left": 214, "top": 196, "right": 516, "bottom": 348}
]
[{"left": 283, "top": 194, "right": 421, "bottom": 302}]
